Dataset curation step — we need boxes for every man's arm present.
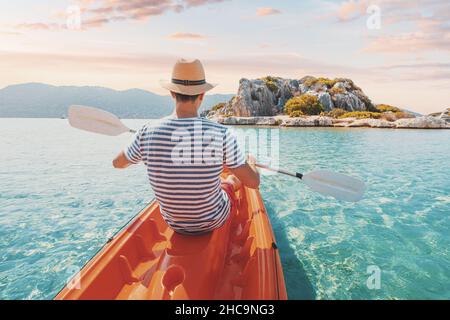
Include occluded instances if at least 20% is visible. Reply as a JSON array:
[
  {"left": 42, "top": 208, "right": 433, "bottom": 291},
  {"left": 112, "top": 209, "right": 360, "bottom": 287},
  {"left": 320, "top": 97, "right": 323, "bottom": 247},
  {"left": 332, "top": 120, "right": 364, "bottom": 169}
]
[
  {"left": 229, "top": 154, "right": 260, "bottom": 189},
  {"left": 114, "top": 128, "right": 143, "bottom": 169},
  {"left": 112, "top": 151, "right": 133, "bottom": 169}
]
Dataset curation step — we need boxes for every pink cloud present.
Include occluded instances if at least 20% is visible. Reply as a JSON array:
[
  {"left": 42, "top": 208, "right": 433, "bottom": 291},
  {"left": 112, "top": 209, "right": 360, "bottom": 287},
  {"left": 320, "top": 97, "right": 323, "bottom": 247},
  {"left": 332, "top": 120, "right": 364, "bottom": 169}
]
[
  {"left": 256, "top": 7, "right": 281, "bottom": 17},
  {"left": 332, "top": 0, "right": 422, "bottom": 22},
  {"left": 185, "top": 0, "right": 228, "bottom": 7},
  {"left": 168, "top": 32, "right": 206, "bottom": 40},
  {"left": 363, "top": 2, "right": 450, "bottom": 53},
  {"left": 14, "top": 0, "right": 231, "bottom": 31},
  {"left": 14, "top": 22, "right": 68, "bottom": 31},
  {"left": 0, "top": 31, "right": 22, "bottom": 36},
  {"left": 335, "top": 0, "right": 367, "bottom": 21},
  {"left": 79, "top": 0, "right": 230, "bottom": 24},
  {"left": 16, "top": 23, "right": 52, "bottom": 30},
  {"left": 364, "top": 31, "right": 450, "bottom": 54},
  {"left": 324, "top": 0, "right": 450, "bottom": 53}
]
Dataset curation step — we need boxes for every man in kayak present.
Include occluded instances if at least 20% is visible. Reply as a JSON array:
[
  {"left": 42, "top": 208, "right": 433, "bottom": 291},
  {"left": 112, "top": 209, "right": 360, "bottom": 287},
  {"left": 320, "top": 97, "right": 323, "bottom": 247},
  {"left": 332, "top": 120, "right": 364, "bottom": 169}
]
[{"left": 112, "top": 59, "right": 260, "bottom": 235}]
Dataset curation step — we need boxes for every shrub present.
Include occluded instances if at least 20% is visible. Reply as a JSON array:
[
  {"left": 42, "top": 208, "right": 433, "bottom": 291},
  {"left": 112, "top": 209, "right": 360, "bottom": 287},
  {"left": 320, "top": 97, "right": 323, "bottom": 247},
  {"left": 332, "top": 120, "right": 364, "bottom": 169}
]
[
  {"left": 334, "top": 78, "right": 360, "bottom": 91},
  {"left": 317, "top": 77, "right": 337, "bottom": 88},
  {"left": 394, "top": 111, "right": 415, "bottom": 119},
  {"left": 211, "top": 103, "right": 225, "bottom": 112},
  {"left": 260, "top": 76, "right": 280, "bottom": 93},
  {"left": 339, "top": 111, "right": 382, "bottom": 119},
  {"left": 289, "top": 110, "right": 304, "bottom": 118},
  {"left": 329, "top": 86, "right": 346, "bottom": 95},
  {"left": 284, "top": 94, "right": 324, "bottom": 116},
  {"left": 376, "top": 104, "right": 401, "bottom": 113},
  {"left": 303, "top": 77, "right": 337, "bottom": 89},
  {"left": 303, "top": 76, "right": 317, "bottom": 88},
  {"left": 327, "top": 108, "right": 347, "bottom": 118}
]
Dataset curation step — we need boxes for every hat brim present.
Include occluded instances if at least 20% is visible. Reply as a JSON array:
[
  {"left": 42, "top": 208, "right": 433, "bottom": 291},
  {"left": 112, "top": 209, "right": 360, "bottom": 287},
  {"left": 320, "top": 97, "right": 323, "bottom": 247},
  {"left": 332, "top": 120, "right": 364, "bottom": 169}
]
[{"left": 160, "top": 80, "right": 217, "bottom": 95}]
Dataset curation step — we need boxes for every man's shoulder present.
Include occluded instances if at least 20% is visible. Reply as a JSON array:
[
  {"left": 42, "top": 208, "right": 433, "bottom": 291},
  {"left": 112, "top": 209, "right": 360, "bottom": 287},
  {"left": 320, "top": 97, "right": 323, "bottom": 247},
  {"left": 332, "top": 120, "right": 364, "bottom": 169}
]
[
  {"left": 139, "top": 118, "right": 229, "bottom": 135},
  {"left": 157, "top": 117, "right": 228, "bottom": 130},
  {"left": 199, "top": 117, "right": 228, "bottom": 130}
]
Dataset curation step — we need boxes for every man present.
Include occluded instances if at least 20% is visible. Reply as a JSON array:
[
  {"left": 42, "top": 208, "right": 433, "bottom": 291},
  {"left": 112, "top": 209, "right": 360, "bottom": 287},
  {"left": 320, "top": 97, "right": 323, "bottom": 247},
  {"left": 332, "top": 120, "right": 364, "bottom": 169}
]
[{"left": 112, "top": 59, "right": 260, "bottom": 235}]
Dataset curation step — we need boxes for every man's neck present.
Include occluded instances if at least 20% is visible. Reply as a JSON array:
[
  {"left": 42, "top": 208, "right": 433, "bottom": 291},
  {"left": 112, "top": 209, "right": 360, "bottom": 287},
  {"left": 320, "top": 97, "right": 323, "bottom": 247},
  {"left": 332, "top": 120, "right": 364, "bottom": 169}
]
[{"left": 175, "top": 104, "right": 199, "bottom": 118}]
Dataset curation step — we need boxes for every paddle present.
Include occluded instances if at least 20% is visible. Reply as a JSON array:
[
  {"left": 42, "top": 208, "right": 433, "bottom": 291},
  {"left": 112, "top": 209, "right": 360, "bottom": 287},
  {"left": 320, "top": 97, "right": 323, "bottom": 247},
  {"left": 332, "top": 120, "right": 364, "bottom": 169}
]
[
  {"left": 68, "top": 105, "right": 136, "bottom": 136},
  {"left": 68, "top": 105, "right": 366, "bottom": 202}
]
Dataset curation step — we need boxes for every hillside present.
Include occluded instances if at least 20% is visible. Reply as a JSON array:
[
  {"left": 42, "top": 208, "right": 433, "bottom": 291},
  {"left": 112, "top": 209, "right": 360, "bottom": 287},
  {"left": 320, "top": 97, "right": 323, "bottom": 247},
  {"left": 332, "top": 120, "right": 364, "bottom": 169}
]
[{"left": 0, "top": 83, "right": 233, "bottom": 118}]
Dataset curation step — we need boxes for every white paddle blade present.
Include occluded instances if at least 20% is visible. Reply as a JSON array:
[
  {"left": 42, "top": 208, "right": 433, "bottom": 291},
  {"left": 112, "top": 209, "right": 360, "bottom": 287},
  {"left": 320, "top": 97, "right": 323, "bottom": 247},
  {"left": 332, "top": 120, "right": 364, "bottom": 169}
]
[
  {"left": 68, "top": 105, "right": 131, "bottom": 136},
  {"left": 303, "top": 170, "right": 365, "bottom": 202}
]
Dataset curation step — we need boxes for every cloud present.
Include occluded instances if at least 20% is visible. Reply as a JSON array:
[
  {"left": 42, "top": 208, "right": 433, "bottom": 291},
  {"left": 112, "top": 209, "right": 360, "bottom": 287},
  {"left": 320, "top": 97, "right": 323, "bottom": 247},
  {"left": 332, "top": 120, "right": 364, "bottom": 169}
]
[
  {"left": 364, "top": 3, "right": 450, "bottom": 53},
  {"left": 323, "top": 0, "right": 450, "bottom": 54},
  {"left": 256, "top": 7, "right": 281, "bottom": 17},
  {"left": 168, "top": 32, "right": 206, "bottom": 40},
  {"left": 0, "top": 31, "right": 22, "bottom": 36},
  {"left": 364, "top": 32, "right": 450, "bottom": 53},
  {"left": 335, "top": 0, "right": 367, "bottom": 22},
  {"left": 331, "top": 0, "right": 417, "bottom": 22},
  {"left": 79, "top": 0, "right": 230, "bottom": 25},
  {"left": 15, "top": 23, "right": 55, "bottom": 30},
  {"left": 185, "top": 0, "right": 228, "bottom": 7},
  {"left": 13, "top": 0, "right": 231, "bottom": 31},
  {"left": 376, "top": 62, "right": 450, "bottom": 81}
]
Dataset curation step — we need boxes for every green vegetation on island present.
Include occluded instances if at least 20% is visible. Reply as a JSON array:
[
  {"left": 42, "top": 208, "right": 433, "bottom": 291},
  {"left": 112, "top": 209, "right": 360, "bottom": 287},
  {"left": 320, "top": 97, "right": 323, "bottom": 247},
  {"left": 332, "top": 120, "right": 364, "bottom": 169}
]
[
  {"left": 211, "top": 103, "right": 226, "bottom": 112},
  {"left": 285, "top": 94, "right": 324, "bottom": 117},
  {"left": 338, "top": 111, "right": 382, "bottom": 119},
  {"left": 323, "top": 108, "right": 346, "bottom": 118},
  {"left": 303, "top": 77, "right": 337, "bottom": 89},
  {"left": 260, "top": 76, "right": 281, "bottom": 93},
  {"left": 375, "top": 104, "right": 401, "bottom": 113}
]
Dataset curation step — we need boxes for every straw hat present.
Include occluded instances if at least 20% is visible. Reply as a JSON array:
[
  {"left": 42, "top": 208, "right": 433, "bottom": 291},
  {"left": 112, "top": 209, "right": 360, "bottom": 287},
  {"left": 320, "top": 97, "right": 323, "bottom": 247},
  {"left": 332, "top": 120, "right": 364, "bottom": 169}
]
[{"left": 160, "top": 59, "right": 217, "bottom": 95}]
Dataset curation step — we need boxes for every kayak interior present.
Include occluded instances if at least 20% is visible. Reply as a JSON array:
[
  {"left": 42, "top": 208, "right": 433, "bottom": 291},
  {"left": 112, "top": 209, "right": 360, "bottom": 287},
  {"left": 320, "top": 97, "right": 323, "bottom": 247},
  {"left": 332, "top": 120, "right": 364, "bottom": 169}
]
[{"left": 55, "top": 180, "right": 287, "bottom": 300}]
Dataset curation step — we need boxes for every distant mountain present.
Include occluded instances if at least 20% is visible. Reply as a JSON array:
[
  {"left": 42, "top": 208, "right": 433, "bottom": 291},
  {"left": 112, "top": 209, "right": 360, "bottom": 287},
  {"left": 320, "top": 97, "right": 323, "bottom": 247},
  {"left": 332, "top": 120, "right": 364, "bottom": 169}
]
[{"left": 0, "top": 83, "right": 234, "bottom": 118}]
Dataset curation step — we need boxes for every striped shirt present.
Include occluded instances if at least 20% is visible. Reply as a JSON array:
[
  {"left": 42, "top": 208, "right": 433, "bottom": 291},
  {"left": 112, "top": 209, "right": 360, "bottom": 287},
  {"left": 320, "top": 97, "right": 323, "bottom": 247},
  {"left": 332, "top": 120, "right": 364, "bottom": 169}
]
[{"left": 124, "top": 117, "right": 245, "bottom": 235}]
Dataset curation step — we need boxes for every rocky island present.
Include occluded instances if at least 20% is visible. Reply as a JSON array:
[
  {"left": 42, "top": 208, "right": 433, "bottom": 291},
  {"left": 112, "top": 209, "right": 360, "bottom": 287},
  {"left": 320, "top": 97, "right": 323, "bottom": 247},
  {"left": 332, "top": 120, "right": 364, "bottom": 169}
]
[{"left": 204, "top": 76, "right": 449, "bottom": 129}]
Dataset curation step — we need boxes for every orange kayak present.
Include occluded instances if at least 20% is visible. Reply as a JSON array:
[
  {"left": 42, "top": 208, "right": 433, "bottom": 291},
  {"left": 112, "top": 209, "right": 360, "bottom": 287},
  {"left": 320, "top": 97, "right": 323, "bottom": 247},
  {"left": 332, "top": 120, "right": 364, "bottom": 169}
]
[{"left": 55, "top": 175, "right": 287, "bottom": 300}]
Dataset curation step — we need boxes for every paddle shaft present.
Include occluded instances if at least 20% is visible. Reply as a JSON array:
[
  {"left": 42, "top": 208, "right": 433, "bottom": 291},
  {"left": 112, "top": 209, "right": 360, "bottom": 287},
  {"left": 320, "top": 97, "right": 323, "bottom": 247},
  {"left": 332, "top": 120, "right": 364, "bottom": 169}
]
[{"left": 255, "top": 164, "right": 303, "bottom": 179}]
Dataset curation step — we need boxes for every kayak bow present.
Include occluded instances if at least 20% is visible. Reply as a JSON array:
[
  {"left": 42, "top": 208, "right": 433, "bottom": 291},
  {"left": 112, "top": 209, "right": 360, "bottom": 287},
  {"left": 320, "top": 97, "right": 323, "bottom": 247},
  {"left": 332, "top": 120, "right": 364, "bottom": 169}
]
[{"left": 55, "top": 173, "right": 287, "bottom": 300}]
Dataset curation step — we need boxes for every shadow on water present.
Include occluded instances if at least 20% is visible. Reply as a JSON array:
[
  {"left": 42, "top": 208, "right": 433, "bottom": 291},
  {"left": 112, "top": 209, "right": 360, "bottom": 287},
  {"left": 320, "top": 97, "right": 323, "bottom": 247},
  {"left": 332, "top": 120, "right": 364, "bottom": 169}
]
[{"left": 265, "top": 202, "right": 316, "bottom": 300}]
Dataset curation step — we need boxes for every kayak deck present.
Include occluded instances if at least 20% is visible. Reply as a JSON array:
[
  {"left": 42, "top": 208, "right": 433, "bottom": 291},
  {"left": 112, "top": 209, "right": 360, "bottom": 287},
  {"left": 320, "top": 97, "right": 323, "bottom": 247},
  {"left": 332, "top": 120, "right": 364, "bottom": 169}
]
[{"left": 55, "top": 178, "right": 287, "bottom": 300}]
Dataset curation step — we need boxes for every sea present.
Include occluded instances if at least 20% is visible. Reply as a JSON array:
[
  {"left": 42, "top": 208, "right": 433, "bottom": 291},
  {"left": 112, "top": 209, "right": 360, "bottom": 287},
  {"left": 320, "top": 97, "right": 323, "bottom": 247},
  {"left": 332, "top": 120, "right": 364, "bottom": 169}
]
[{"left": 0, "top": 119, "right": 449, "bottom": 299}]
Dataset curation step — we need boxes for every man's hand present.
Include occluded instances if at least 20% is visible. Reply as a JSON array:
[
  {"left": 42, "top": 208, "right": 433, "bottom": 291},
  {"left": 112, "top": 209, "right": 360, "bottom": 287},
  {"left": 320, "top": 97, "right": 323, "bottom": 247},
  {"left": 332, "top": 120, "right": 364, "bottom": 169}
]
[
  {"left": 112, "top": 151, "right": 133, "bottom": 169},
  {"left": 228, "top": 154, "right": 260, "bottom": 189},
  {"left": 246, "top": 154, "right": 257, "bottom": 168}
]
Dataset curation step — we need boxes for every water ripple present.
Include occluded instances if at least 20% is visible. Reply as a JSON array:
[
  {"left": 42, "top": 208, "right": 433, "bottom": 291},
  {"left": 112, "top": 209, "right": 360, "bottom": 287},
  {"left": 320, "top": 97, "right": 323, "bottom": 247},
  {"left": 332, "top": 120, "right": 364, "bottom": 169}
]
[{"left": 0, "top": 120, "right": 449, "bottom": 300}]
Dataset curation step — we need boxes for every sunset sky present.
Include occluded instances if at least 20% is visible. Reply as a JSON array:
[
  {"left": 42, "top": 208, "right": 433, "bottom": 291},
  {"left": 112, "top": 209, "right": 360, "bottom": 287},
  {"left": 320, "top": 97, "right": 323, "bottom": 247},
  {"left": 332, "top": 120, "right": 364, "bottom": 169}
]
[{"left": 1, "top": 0, "right": 449, "bottom": 114}]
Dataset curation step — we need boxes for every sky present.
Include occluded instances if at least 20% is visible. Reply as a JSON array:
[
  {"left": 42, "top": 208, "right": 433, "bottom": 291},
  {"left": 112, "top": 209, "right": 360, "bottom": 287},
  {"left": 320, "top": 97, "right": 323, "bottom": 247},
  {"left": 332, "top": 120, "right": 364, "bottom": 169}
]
[{"left": 0, "top": 0, "right": 449, "bottom": 114}]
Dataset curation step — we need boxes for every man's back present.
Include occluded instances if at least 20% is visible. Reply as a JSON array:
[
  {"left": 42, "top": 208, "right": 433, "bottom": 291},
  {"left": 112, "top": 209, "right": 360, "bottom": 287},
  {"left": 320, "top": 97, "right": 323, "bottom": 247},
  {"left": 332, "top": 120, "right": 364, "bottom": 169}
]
[
  {"left": 124, "top": 117, "right": 245, "bottom": 234},
  {"left": 114, "top": 58, "right": 260, "bottom": 234}
]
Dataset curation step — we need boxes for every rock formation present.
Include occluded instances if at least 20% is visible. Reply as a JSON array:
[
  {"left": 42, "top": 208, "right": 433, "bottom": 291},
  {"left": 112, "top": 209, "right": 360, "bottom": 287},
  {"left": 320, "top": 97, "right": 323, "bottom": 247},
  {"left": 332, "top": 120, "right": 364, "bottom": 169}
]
[
  {"left": 208, "top": 76, "right": 375, "bottom": 117},
  {"left": 394, "top": 116, "right": 449, "bottom": 129},
  {"left": 205, "top": 76, "right": 448, "bottom": 129},
  {"left": 211, "top": 115, "right": 449, "bottom": 129},
  {"left": 429, "top": 108, "right": 450, "bottom": 123}
]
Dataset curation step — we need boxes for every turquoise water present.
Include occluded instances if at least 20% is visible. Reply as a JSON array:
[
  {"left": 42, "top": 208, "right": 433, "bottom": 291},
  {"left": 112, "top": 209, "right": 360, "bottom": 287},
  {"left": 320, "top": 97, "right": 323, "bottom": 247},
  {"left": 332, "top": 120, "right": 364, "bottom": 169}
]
[{"left": 0, "top": 119, "right": 449, "bottom": 300}]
